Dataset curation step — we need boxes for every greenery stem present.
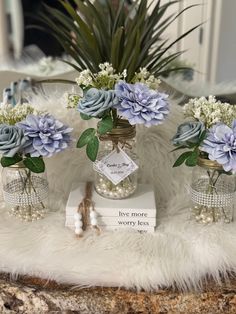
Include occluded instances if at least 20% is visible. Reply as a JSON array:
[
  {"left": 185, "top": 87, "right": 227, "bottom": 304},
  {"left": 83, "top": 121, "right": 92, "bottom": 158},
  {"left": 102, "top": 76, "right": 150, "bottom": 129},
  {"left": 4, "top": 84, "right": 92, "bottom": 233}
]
[
  {"left": 206, "top": 170, "right": 221, "bottom": 194},
  {"left": 112, "top": 109, "right": 118, "bottom": 128}
]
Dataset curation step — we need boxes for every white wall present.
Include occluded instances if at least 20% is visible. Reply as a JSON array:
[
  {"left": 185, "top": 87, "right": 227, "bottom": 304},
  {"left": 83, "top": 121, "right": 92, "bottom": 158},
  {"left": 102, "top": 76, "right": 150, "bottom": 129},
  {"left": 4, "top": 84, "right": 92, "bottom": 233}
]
[
  {"left": 0, "top": 0, "right": 9, "bottom": 63},
  {"left": 214, "top": 0, "right": 236, "bottom": 83}
]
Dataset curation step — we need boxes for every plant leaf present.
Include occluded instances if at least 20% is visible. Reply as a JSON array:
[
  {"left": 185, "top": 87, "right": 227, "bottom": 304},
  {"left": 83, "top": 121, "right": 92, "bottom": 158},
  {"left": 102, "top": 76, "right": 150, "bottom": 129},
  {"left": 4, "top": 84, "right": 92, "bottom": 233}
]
[
  {"left": 98, "top": 115, "right": 113, "bottom": 135},
  {"left": 23, "top": 157, "right": 45, "bottom": 173},
  {"left": 171, "top": 145, "right": 188, "bottom": 152},
  {"left": 80, "top": 113, "right": 92, "bottom": 120},
  {"left": 198, "top": 130, "right": 207, "bottom": 144},
  {"left": 173, "top": 151, "right": 193, "bottom": 168},
  {"left": 86, "top": 136, "right": 99, "bottom": 162},
  {"left": 111, "top": 27, "right": 124, "bottom": 70},
  {"left": 185, "top": 150, "right": 199, "bottom": 167},
  {"left": 77, "top": 128, "right": 96, "bottom": 148},
  {"left": 1, "top": 155, "right": 22, "bottom": 167}
]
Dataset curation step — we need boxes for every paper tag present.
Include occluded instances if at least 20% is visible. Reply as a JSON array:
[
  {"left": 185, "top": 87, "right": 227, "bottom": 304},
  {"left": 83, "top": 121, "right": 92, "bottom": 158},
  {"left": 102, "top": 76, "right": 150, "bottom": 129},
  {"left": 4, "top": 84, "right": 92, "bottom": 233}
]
[{"left": 95, "top": 147, "right": 138, "bottom": 185}]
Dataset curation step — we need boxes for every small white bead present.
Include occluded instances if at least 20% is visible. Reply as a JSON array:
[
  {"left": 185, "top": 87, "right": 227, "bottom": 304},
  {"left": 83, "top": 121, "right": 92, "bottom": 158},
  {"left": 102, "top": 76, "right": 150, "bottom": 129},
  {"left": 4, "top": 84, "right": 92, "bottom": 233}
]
[
  {"left": 74, "top": 212, "right": 82, "bottom": 220},
  {"left": 75, "top": 228, "right": 83, "bottom": 235},
  {"left": 91, "top": 218, "right": 97, "bottom": 226},
  {"left": 90, "top": 211, "right": 97, "bottom": 219},
  {"left": 206, "top": 216, "right": 213, "bottom": 223},
  {"left": 75, "top": 220, "right": 83, "bottom": 228}
]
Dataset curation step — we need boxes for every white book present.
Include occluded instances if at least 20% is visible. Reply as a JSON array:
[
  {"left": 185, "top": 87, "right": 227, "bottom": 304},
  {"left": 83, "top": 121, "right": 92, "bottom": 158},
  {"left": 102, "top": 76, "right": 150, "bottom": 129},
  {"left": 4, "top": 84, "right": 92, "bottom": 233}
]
[
  {"left": 65, "top": 183, "right": 157, "bottom": 234},
  {"left": 66, "top": 216, "right": 156, "bottom": 227},
  {"left": 66, "top": 183, "right": 156, "bottom": 215},
  {"left": 66, "top": 207, "right": 156, "bottom": 218},
  {"left": 104, "top": 225, "right": 155, "bottom": 233},
  {"left": 66, "top": 223, "right": 155, "bottom": 233}
]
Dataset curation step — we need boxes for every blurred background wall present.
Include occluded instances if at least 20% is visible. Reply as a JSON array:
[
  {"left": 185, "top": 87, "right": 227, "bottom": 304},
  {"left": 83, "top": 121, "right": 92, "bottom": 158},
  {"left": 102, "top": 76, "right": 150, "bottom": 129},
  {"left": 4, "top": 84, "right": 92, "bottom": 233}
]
[{"left": 0, "top": 0, "right": 235, "bottom": 85}]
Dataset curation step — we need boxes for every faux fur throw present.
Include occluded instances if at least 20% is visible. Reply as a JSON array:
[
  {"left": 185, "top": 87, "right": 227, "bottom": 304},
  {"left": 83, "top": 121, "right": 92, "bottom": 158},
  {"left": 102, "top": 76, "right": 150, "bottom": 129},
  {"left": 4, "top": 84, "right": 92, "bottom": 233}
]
[{"left": 0, "top": 86, "right": 235, "bottom": 291}]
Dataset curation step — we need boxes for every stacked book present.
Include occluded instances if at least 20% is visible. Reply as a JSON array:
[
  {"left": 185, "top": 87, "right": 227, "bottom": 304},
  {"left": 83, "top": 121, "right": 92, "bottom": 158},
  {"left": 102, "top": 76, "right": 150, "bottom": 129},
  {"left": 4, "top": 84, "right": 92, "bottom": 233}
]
[{"left": 65, "top": 183, "right": 156, "bottom": 233}]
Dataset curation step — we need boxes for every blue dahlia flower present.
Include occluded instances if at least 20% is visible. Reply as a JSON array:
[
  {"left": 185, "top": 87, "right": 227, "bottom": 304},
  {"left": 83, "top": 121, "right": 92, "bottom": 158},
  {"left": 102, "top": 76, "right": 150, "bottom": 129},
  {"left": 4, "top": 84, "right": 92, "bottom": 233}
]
[
  {"left": 201, "top": 120, "right": 236, "bottom": 172},
  {"left": 114, "top": 82, "right": 169, "bottom": 127},
  {"left": 17, "top": 114, "right": 73, "bottom": 157}
]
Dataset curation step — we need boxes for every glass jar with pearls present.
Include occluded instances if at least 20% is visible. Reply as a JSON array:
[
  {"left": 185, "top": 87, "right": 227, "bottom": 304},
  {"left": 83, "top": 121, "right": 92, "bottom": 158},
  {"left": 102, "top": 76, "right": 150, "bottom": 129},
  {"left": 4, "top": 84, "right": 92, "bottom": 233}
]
[
  {"left": 190, "top": 157, "right": 236, "bottom": 224},
  {"left": 94, "top": 119, "right": 138, "bottom": 199},
  {"left": 2, "top": 162, "right": 49, "bottom": 222}
]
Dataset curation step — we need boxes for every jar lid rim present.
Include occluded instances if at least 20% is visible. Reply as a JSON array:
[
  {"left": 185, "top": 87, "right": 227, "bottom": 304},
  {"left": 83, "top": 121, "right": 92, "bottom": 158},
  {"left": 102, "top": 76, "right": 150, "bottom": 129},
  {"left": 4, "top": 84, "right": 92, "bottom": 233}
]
[
  {"left": 99, "top": 119, "right": 136, "bottom": 141},
  {"left": 197, "top": 157, "right": 223, "bottom": 170}
]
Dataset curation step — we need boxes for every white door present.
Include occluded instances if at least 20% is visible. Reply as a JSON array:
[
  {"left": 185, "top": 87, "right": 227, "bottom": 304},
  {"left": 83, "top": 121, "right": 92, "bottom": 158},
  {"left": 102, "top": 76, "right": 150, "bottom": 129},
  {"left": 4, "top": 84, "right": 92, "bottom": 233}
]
[
  {"left": 148, "top": 0, "right": 213, "bottom": 83},
  {"left": 178, "top": 0, "right": 214, "bottom": 83}
]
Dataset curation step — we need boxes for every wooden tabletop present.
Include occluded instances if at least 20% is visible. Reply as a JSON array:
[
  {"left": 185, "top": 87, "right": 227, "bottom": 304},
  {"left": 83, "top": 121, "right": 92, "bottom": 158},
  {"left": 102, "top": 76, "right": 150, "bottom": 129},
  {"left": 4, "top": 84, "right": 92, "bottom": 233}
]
[{"left": 0, "top": 273, "right": 236, "bottom": 313}]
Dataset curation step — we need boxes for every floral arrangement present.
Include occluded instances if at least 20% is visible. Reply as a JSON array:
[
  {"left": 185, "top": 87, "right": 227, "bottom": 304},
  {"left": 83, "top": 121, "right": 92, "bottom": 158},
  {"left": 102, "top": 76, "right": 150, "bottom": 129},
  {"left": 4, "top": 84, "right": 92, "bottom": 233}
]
[
  {"left": 70, "top": 63, "right": 169, "bottom": 161},
  {"left": 0, "top": 103, "right": 73, "bottom": 173},
  {"left": 172, "top": 95, "right": 236, "bottom": 172},
  {"left": 36, "top": 0, "right": 200, "bottom": 163}
]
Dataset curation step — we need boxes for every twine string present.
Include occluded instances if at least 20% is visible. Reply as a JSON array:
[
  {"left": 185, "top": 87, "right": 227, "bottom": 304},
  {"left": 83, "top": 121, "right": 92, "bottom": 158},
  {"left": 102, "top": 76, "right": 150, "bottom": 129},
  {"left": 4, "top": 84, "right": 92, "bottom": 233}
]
[
  {"left": 77, "top": 182, "right": 100, "bottom": 237},
  {"left": 99, "top": 119, "right": 135, "bottom": 152},
  {"left": 77, "top": 182, "right": 93, "bottom": 231}
]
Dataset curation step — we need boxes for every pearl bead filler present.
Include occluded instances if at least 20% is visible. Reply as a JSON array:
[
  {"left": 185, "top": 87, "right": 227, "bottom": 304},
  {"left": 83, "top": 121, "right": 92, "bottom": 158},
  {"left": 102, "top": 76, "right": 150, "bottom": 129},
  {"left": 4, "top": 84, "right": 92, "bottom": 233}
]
[
  {"left": 95, "top": 175, "right": 137, "bottom": 199},
  {"left": 191, "top": 205, "right": 232, "bottom": 224},
  {"left": 9, "top": 205, "right": 46, "bottom": 222}
]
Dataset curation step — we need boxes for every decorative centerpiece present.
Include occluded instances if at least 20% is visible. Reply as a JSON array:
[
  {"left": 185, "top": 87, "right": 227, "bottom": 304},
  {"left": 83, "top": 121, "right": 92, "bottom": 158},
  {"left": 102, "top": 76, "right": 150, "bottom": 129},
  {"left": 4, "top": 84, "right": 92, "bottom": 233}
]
[
  {"left": 172, "top": 96, "right": 236, "bottom": 224},
  {"left": 36, "top": 0, "right": 199, "bottom": 200},
  {"left": 0, "top": 102, "right": 73, "bottom": 221},
  {"left": 68, "top": 64, "right": 169, "bottom": 199}
]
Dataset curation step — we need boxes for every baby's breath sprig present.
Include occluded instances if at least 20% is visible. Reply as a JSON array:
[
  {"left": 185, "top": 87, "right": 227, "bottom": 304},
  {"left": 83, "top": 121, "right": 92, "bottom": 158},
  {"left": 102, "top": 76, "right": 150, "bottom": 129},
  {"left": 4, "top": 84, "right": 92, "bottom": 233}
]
[
  {"left": 184, "top": 96, "right": 236, "bottom": 128},
  {"left": 75, "top": 63, "right": 127, "bottom": 91},
  {"left": 132, "top": 68, "right": 161, "bottom": 90},
  {"left": 0, "top": 103, "right": 36, "bottom": 125}
]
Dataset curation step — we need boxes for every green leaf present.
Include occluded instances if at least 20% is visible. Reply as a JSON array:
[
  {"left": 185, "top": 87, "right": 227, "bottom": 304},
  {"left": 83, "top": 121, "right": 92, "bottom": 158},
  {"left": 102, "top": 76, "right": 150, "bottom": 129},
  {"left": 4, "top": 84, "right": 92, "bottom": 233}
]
[
  {"left": 80, "top": 113, "right": 92, "bottom": 120},
  {"left": 198, "top": 130, "right": 207, "bottom": 144},
  {"left": 185, "top": 150, "right": 199, "bottom": 167},
  {"left": 173, "top": 151, "right": 193, "bottom": 168},
  {"left": 23, "top": 157, "right": 45, "bottom": 173},
  {"left": 77, "top": 128, "right": 96, "bottom": 148},
  {"left": 86, "top": 136, "right": 99, "bottom": 162},
  {"left": 1, "top": 155, "right": 22, "bottom": 167},
  {"left": 171, "top": 145, "right": 188, "bottom": 152},
  {"left": 97, "top": 116, "right": 113, "bottom": 135}
]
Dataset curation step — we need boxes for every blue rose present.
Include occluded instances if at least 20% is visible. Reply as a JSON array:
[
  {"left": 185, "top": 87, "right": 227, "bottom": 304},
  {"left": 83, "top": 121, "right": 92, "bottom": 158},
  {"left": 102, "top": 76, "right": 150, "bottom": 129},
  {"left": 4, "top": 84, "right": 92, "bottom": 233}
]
[
  {"left": 78, "top": 88, "right": 115, "bottom": 117},
  {"left": 0, "top": 124, "right": 27, "bottom": 157},
  {"left": 172, "top": 121, "right": 204, "bottom": 146}
]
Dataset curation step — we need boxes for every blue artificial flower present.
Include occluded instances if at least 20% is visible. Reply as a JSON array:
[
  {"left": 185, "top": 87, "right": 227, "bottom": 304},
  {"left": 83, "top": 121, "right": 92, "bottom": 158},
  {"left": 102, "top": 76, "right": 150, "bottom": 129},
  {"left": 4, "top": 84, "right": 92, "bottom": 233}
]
[
  {"left": 172, "top": 121, "right": 204, "bottom": 146},
  {"left": 201, "top": 120, "right": 236, "bottom": 172},
  {"left": 114, "top": 82, "right": 169, "bottom": 127},
  {"left": 17, "top": 114, "right": 73, "bottom": 157},
  {"left": 0, "top": 124, "right": 27, "bottom": 157},
  {"left": 78, "top": 88, "right": 115, "bottom": 117}
]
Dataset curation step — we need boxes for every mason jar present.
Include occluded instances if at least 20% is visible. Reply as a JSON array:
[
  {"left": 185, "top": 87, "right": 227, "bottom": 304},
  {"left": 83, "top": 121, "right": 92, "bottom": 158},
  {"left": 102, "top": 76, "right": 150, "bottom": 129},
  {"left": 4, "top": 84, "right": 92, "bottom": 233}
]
[
  {"left": 2, "top": 162, "right": 49, "bottom": 222},
  {"left": 94, "top": 119, "right": 138, "bottom": 199},
  {"left": 190, "top": 157, "right": 236, "bottom": 224}
]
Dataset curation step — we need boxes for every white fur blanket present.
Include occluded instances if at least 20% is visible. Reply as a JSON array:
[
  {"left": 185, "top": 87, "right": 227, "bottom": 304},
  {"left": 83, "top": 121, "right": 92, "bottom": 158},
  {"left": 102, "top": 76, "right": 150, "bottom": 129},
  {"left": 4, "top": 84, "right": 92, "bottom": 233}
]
[{"left": 0, "top": 86, "right": 235, "bottom": 291}]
